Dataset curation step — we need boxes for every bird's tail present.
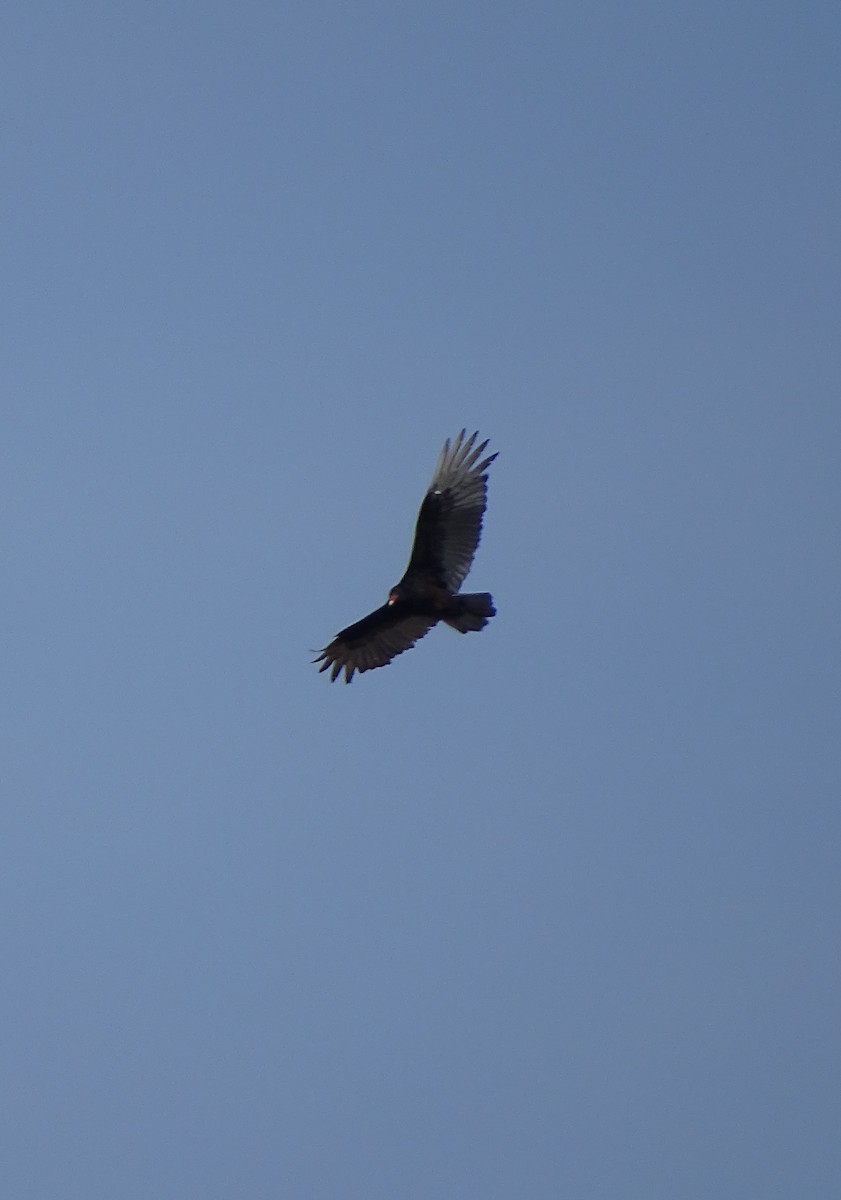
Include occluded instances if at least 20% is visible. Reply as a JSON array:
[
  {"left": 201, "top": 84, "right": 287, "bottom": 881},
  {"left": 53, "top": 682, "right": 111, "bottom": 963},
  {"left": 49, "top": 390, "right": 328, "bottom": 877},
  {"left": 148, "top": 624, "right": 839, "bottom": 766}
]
[{"left": 444, "top": 593, "right": 496, "bottom": 633}]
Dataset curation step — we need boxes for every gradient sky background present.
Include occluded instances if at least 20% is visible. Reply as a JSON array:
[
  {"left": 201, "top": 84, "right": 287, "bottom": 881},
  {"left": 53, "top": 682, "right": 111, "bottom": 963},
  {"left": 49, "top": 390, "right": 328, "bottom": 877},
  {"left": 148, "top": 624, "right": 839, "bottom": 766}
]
[{"left": 2, "top": 3, "right": 840, "bottom": 1197}]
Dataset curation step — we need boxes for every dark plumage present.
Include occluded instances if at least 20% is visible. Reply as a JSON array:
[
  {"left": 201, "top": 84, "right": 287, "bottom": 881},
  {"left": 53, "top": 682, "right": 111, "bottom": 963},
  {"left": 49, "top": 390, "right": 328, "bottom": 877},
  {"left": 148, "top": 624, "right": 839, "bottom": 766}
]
[{"left": 315, "top": 430, "right": 497, "bottom": 683}]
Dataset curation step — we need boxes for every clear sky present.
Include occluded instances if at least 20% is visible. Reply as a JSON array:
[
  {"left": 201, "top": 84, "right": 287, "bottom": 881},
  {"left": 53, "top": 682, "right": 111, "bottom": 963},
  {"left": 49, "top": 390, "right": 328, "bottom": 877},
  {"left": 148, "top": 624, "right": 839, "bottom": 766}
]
[{"left": 3, "top": 3, "right": 839, "bottom": 1197}]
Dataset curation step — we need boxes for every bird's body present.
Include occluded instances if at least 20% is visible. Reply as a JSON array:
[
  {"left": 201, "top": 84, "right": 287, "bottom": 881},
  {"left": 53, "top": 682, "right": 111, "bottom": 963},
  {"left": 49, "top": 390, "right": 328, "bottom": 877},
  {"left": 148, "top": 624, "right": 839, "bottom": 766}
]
[{"left": 315, "top": 430, "right": 497, "bottom": 682}]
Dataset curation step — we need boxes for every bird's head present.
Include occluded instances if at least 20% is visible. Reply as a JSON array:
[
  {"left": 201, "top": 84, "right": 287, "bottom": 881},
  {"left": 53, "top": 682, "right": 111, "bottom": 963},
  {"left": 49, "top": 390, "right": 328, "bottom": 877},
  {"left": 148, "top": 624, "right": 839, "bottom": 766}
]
[{"left": 387, "top": 585, "right": 403, "bottom": 606}]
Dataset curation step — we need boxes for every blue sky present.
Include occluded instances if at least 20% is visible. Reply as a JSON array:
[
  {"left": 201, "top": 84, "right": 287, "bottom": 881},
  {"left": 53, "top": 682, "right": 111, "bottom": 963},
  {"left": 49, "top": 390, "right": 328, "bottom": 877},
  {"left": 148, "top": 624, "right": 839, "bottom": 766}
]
[{"left": 2, "top": 3, "right": 839, "bottom": 1197}]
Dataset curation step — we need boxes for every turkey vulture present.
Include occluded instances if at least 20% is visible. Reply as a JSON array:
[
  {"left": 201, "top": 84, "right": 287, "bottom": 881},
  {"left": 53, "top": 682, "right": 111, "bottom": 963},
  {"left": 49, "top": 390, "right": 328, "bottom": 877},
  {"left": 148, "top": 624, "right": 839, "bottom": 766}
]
[{"left": 315, "top": 429, "right": 497, "bottom": 683}]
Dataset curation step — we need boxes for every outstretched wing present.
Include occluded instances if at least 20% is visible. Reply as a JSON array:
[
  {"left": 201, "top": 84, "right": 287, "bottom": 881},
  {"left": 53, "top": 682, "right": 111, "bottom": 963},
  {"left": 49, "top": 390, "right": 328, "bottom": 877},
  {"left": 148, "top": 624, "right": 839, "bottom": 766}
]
[
  {"left": 404, "top": 430, "right": 497, "bottom": 593},
  {"left": 314, "top": 605, "right": 437, "bottom": 684}
]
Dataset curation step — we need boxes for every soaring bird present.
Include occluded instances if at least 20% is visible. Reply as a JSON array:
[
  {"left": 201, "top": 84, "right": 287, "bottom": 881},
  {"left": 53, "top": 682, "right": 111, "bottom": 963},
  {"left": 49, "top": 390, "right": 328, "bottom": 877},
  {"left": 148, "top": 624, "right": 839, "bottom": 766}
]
[{"left": 315, "top": 430, "right": 497, "bottom": 683}]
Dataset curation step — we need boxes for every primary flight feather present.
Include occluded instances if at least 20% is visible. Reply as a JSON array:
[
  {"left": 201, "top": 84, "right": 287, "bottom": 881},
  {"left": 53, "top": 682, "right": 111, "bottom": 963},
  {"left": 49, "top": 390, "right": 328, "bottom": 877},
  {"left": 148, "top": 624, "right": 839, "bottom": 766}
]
[{"left": 315, "top": 429, "right": 497, "bottom": 683}]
